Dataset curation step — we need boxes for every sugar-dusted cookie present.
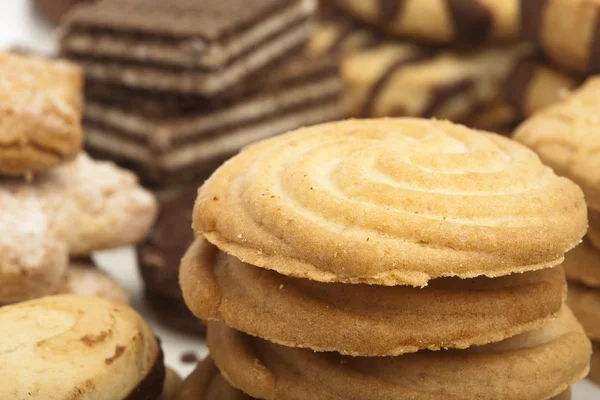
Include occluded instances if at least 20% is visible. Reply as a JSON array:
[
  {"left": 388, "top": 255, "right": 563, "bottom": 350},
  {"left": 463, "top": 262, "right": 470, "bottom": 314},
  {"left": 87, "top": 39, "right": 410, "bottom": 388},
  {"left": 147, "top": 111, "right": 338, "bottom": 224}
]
[
  {"left": 206, "top": 307, "right": 589, "bottom": 400},
  {"left": 0, "top": 295, "right": 165, "bottom": 399},
  {"left": 0, "top": 51, "right": 83, "bottom": 176},
  {"left": 563, "top": 238, "right": 600, "bottom": 288},
  {"left": 567, "top": 282, "right": 600, "bottom": 342},
  {"left": 514, "top": 77, "right": 600, "bottom": 211},
  {"left": 60, "top": 259, "right": 131, "bottom": 304},
  {"left": 332, "top": 0, "right": 519, "bottom": 47},
  {"left": 195, "top": 119, "right": 587, "bottom": 286},
  {"left": 181, "top": 238, "right": 566, "bottom": 356},
  {"left": 0, "top": 189, "right": 68, "bottom": 305}
]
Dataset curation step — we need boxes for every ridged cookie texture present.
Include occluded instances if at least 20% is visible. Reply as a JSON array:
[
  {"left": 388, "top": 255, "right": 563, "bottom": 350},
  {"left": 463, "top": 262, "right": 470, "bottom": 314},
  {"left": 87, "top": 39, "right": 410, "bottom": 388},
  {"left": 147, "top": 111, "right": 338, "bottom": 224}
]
[
  {"left": 332, "top": 0, "right": 519, "bottom": 47},
  {"left": 514, "top": 77, "right": 600, "bottom": 211},
  {"left": 195, "top": 119, "right": 587, "bottom": 286},
  {"left": 206, "top": 307, "right": 590, "bottom": 400},
  {"left": 567, "top": 283, "right": 600, "bottom": 342},
  {"left": 563, "top": 238, "right": 600, "bottom": 288},
  {"left": 0, "top": 51, "right": 83, "bottom": 176},
  {"left": 181, "top": 237, "right": 566, "bottom": 356},
  {"left": 0, "top": 294, "right": 163, "bottom": 400}
]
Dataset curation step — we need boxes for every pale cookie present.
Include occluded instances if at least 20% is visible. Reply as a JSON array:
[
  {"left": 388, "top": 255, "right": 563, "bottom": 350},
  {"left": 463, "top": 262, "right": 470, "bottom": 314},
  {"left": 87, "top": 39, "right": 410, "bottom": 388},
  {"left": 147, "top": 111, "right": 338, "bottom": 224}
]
[
  {"left": 195, "top": 119, "right": 587, "bottom": 286},
  {"left": 0, "top": 294, "right": 165, "bottom": 399},
  {"left": 563, "top": 238, "right": 600, "bottom": 288},
  {"left": 514, "top": 77, "right": 600, "bottom": 210},
  {"left": 0, "top": 188, "right": 68, "bottom": 305},
  {"left": 567, "top": 283, "right": 600, "bottom": 342},
  {"left": 59, "top": 259, "right": 131, "bottom": 304},
  {"left": 207, "top": 307, "right": 590, "bottom": 400},
  {"left": 181, "top": 238, "right": 566, "bottom": 356},
  {"left": 0, "top": 51, "right": 83, "bottom": 176},
  {"left": 332, "top": 0, "right": 519, "bottom": 46}
]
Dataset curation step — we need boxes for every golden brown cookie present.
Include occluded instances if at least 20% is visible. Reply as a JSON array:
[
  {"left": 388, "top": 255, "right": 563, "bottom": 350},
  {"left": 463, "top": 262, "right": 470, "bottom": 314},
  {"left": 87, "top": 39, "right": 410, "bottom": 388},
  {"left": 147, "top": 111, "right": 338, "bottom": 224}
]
[
  {"left": 332, "top": 0, "right": 519, "bottom": 47},
  {"left": 514, "top": 77, "right": 600, "bottom": 211},
  {"left": 59, "top": 259, "right": 131, "bottom": 303},
  {"left": 0, "top": 294, "right": 165, "bottom": 399},
  {"left": 0, "top": 51, "right": 83, "bottom": 176},
  {"left": 0, "top": 189, "right": 68, "bottom": 305},
  {"left": 195, "top": 119, "right": 587, "bottom": 286},
  {"left": 161, "top": 367, "right": 183, "bottom": 400},
  {"left": 589, "top": 209, "right": 600, "bottom": 251},
  {"left": 207, "top": 307, "right": 589, "bottom": 400},
  {"left": 181, "top": 237, "right": 566, "bottom": 356},
  {"left": 567, "top": 282, "right": 600, "bottom": 342},
  {"left": 563, "top": 238, "right": 600, "bottom": 288},
  {"left": 592, "top": 342, "right": 600, "bottom": 385}
]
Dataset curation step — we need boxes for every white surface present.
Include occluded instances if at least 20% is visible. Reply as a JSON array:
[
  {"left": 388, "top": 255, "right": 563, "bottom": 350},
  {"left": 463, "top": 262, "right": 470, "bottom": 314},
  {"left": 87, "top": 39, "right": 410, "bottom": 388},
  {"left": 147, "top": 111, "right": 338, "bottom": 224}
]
[{"left": 1, "top": 1, "right": 600, "bottom": 397}]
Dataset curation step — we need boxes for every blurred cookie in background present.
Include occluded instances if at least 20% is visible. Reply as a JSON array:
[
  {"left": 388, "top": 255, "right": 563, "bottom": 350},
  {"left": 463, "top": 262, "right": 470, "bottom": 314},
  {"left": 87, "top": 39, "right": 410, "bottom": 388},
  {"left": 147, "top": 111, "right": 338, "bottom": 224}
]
[
  {"left": 35, "top": 0, "right": 91, "bottom": 23},
  {"left": 60, "top": 258, "right": 130, "bottom": 304}
]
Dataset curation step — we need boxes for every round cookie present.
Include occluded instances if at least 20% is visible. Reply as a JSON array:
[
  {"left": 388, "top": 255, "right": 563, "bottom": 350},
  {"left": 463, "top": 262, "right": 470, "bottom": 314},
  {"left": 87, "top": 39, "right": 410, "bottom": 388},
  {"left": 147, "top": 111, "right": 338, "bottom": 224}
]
[
  {"left": 195, "top": 119, "right": 587, "bottom": 286},
  {"left": 138, "top": 187, "right": 205, "bottom": 335},
  {"left": 332, "top": 0, "right": 519, "bottom": 47},
  {"left": 514, "top": 77, "right": 600, "bottom": 211},
  {"left": 206, "top": 307, "right": 589, "bottom": 400},
  {"left": 0, "top": 294, "right": 165, "bottom": 399},
  {"left": 0, "top": 189, "right": 68, "bottom": 305},
  {"left": 182, "top": 237, "right": 566, "bottom": 356},
  {"left": 59, "top": 259, "right": 131, "bottom": 304},
  {"left": 0, "top": 51, "right": 83, "bottom": 176},
  {"left": 180, "top": 357, "right": 573, "bottom": 400},
  {"left": 567, "top": 283, "right": 600, "bottom": 342},
  {"left": 563, "top": 238, "right": 600, "bottom": 288}
]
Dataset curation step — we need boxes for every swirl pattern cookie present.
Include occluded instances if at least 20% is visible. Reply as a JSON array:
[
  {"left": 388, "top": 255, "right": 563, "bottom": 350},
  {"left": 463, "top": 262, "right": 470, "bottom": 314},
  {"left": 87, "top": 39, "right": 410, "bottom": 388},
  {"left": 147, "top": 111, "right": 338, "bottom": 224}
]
[
  {"left": 181, "top": 237, "right": 566, "bottom": 356},
  {"left": 514, "top": 77, "right": 600, "bottom": 211},
  {"left": 332, "top": 0, "right": 519, "bottom": 47},
  {"left": 195, "top": 119, "right": 587, "bottom": 286},
  {"left": 0, "top": 51, "right": 83, "bottom": 176},
  {"left": 206, "top": 307, "right": 590, "bottom": 400},
  {"left": 0, "top": 295, "right": 164, "bottom": 399}
]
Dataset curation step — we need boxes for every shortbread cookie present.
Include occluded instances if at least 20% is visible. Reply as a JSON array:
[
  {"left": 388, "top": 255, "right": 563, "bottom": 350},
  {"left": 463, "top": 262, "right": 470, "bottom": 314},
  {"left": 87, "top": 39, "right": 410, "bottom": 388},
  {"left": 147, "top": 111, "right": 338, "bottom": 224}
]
[
  {"left": 139, "top": 187, "right": 205, "bottom": 334},
  {"left": 60, "top": 259, "right": 131, "bottom": 304},
  {"left": 61, "top": 0, "right": 316, "bottom": 95},
  {"left": 592, "top": 342, "right": 600, "bottom": 385},
  {"left": 0, "top": 51, "right": 83, "bottom": 175},
  {"left": 332, "top": 0, "right": 519, "bottom": 47},
  {"left": 195, "top": 119, "right": 587, "bottom": 286},
  {"left": 567, "top": 283, "right": 600, "bottom": 342},
  {"left": 514, "top": 77, "right": 600, "bottom": 210},
  {"left": 342, "top": 42, "right": 530, "bottom": 120},
  {"left": 563, "top": 239, "right": 600, "bottom": 288},
  {"left": 9, "top": 153, "right": 158, "bottom": 256},
  {"left": 181, "top": 238, "right": 566, "bottom": 356},
  {"left": 181, "top": 357, "right": 573, "bottom": 400},
  {"left": 0, "top": 189, "right": 68, "bottom": 305},
  {"left": 0, "top": 295, "right": 165, "bottom": 399},
  {"left": 207, "top": 307, "right": 589, "bottom": 400}
]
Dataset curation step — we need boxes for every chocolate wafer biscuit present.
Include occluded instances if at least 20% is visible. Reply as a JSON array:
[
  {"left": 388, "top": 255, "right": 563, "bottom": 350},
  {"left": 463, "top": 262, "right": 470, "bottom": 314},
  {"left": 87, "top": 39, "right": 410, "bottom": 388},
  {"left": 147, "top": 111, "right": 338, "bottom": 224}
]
[
  {"left": 61, "top": 0, "right": 317, "bottom": 95},
  {"left": 83, "top": 53, "right": 344, "bottom": 185}
]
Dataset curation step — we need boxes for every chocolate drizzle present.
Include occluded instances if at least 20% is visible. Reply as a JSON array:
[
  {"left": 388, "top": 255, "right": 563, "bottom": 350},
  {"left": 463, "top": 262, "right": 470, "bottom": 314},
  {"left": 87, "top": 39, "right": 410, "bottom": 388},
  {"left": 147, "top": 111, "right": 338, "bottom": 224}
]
[
  {"left": 589, "top": 9, "right": 600, "bottom": 73},
  {"left": 520, "top": 0, "right": 549, "bottom": 41},
  {"left": 378, "top": 0, "right": 406, "bottom": 24},
  {"left": 421, "top": 78, "right": 475, "bottom": 118},
  {"left": 505, "top": 56, "right": 537, "bottom": 116},
  {"left": 446, "top": 0, "right": 492, "bottom": 47},
  {"left": 359, "top": 52, "right": 432, "bottom": 117},
  {"left": 124, "top": 344, "right": 165, "bottom": 400}
]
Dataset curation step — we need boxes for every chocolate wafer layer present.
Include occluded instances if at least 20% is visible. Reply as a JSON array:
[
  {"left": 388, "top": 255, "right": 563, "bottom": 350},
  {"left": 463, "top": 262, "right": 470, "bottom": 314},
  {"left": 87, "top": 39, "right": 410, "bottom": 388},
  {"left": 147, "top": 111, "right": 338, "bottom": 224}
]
[{"left": 61, "top": 0, "right": 317, "bottom": 94}]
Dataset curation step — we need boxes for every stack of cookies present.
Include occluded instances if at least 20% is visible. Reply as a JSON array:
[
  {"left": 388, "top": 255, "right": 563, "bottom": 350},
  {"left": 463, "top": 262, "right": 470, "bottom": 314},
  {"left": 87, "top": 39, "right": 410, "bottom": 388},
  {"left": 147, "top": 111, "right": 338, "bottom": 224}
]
[
  {"left": 178, "top": 118, "right": 591, "bottom": 399},
  {"left": 0, "top": 50, "right": 157, "bottom": 307},
  {"left": 515, "top": 77, "right": 600, "bottom": 385},
  {"left": 306, "top": 1, "right": 579, "bottom": 134},
  {"left": 59, "top": 0, "right": 345, "bottom": 187}
]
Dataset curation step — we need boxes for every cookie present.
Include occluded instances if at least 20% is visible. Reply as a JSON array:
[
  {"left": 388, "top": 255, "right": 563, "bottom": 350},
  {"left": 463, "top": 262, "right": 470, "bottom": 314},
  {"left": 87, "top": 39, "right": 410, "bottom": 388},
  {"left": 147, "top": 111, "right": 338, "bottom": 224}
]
[
  {"left": 59, "top": 259, "right": 131, "bottom": 304},
  {"left": 592, "top": 342, "right": 600, "bottom": 385},
  {"left": 567, "top": 282, "right": 600, "bottom": 342},
  {"left": 0, "top": 294, "right": 165, "bottom": 399},
  {"left": 0, "top": 51, "right": 83, "bottom": 176},
  {"left": 35, "top": 0, "right": 89, "bottom": 22},
  {"left": 332, "top": 0, "right": 519, "bottom": 47},
  {"left": 61, "top": 0, "right": 317, "bottom": 95},
  {"left": 514, "top": 77, "right": 600, "bottom": 211},
  {"left": 563, "top": 238, "right": 600, "bottom": 288},
  {"left": 463, "top": 100, "right": 520, "bottom": 135},
  {"left": 341, "top": 42, "right": 531, "bottom": 120},
  {"left": 180, "top": 357, "right": 572, "bottom": 400},
  {"left": 82, "top": 52, "right": 344, "bottom": 185},
  {"left": 589, "top": 208, "right": 600, "bottom": 251},
  {"left": 0, "top": 189, "right": 68, "bottom": 305},
  {"left": 306, "top": 15, "right": 384, "bottom": 56},
  {"left": 161, "top": 367, "right": 183, "bottom": 400},
  {"left": 206, "top": 307, "right": 589, "bottom": 400},
  {"left": 195, "top": 119, "right": 587, "bottom": 286},
  {"left": 138, "top": 187, "right": 205, "bottom": 334},
  {"left": 181, "top": 237, "right": 566, "bottom": 356}
]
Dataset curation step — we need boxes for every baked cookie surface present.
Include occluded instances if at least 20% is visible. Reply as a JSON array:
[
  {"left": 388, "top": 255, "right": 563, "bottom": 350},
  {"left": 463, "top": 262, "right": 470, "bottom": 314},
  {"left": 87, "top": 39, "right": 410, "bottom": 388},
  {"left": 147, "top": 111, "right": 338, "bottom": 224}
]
[
  {"left": 563, "top": 238, "right": 600, "bottom": 288},
  {"left": 60, "top": 259, "right": 131, "bottom": 304}
]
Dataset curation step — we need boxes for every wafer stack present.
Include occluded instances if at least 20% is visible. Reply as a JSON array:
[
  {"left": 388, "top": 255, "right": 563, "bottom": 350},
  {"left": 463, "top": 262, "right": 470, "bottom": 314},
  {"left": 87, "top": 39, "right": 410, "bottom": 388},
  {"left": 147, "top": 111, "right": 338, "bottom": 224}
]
[
  {"left": 60, "top": 0, "right": 345, "bottom": 186},
  {"left": 178, "top": 119, "right": 591, "bottom": 399}
]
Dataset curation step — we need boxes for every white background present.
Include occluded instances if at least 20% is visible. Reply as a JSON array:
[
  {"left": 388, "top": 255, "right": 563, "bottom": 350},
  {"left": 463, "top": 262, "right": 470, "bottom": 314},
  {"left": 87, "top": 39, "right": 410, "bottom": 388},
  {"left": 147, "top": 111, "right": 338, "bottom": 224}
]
[{"left": 1, "top": 1, "right": 598, "bottom": 398}]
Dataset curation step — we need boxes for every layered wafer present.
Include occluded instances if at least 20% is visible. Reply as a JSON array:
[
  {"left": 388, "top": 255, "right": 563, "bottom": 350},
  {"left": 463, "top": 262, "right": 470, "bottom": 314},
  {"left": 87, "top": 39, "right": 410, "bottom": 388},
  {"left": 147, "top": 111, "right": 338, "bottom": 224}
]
[{"left": 61, "top": 0, "right": 317, "bottom": 95}]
